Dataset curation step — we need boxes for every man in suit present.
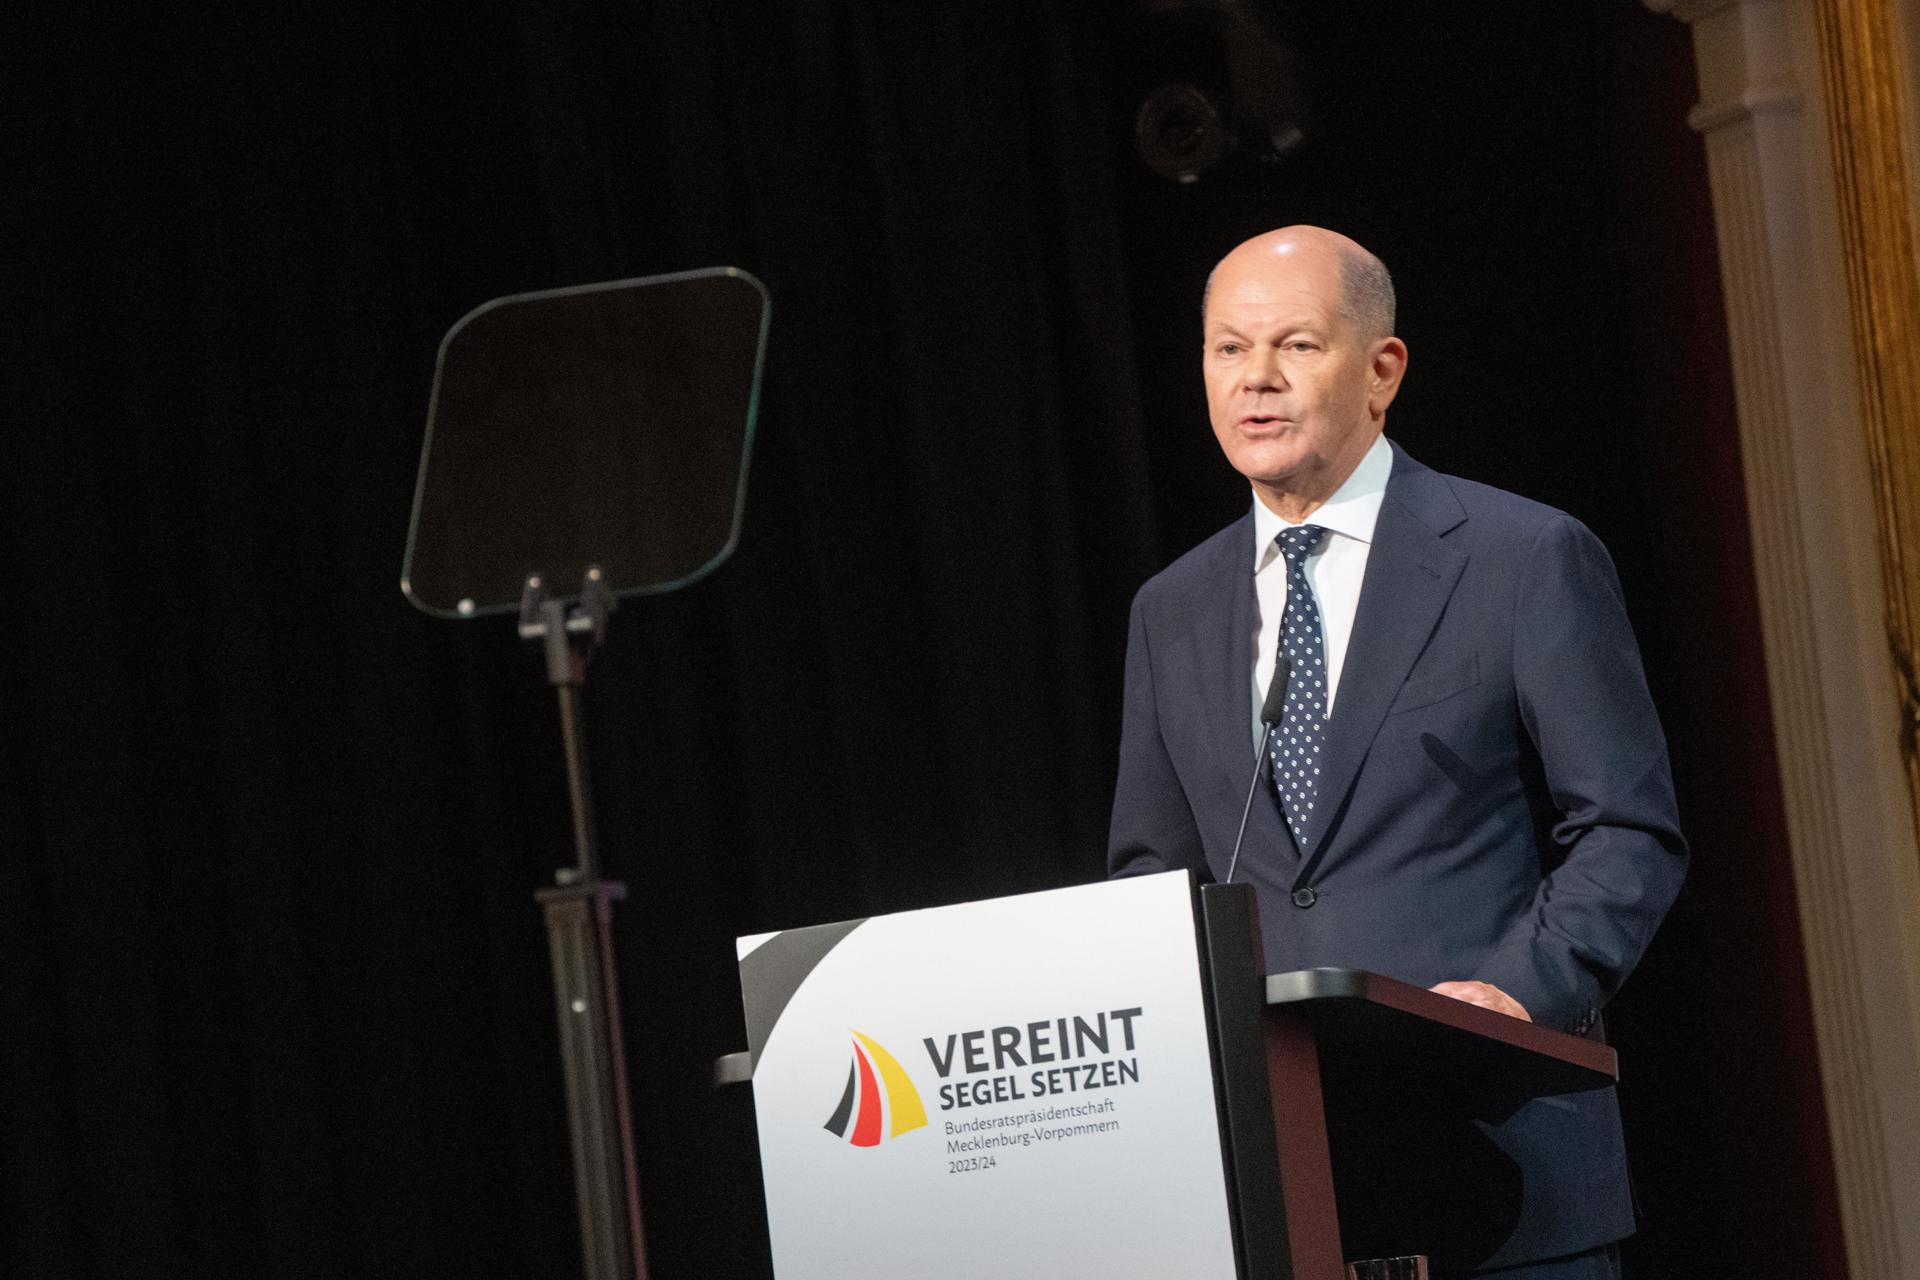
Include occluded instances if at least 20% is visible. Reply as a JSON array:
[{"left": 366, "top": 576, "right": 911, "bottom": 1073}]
[{"left": 1108, "top": 226, "right": 1686, "bottom": 1278}]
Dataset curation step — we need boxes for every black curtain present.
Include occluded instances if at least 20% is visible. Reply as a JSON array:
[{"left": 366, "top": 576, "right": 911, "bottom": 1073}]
[
  {"left": 4, "top": 4, "right": 1840, "bottom": 1279},
  {"left": 8, "top": 5, "right": 1153, "bottom": 1277}
]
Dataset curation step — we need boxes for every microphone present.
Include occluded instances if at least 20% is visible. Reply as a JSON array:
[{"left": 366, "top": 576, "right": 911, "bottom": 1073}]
[{"left": 1225, "top": 659, "right": 1290, "bottom": 885}]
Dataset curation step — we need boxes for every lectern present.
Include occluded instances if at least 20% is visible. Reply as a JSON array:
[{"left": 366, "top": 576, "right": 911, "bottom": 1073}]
[{"left": 720, "top": 872, "right": 1615, "bottom": 1280}]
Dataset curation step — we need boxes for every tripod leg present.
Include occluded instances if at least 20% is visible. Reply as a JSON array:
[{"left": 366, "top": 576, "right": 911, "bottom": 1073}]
[{"left": 540, "top": 881, "right": 648, "bottom": 1280}]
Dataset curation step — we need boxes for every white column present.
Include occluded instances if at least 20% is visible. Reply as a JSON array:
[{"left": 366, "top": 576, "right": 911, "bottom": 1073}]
[{"left": 1647, "top": 2, "right": 1920, "bottom": 1275}]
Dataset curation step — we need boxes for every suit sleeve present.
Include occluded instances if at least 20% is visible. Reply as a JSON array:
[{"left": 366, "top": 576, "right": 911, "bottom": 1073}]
[
  {"left": 1475, "top": 514, "right": 1688, "bottom": 1033},
  {"left": 1107, "top": 588, "right": 1209, "bottom": 881}
]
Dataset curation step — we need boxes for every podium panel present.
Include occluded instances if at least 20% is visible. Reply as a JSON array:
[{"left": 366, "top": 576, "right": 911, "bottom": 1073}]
[{"left": 736, "top": 872, "right": 1238, "bottom": 1280}]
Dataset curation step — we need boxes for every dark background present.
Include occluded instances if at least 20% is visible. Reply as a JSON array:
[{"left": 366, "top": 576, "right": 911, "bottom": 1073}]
[{"left": 3, "top": 3, "right": 1845, "bottom": 1277}]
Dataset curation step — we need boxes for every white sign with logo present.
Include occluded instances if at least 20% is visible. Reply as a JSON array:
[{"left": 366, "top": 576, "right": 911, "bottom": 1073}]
[{"left": 737, "top": 871, "right": 1239, "bottom": 1280}]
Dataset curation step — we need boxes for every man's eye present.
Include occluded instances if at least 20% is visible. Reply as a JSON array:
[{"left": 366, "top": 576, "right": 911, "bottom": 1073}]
[
  {"left": 1289, "top": 341, "right": 1319, "bottom": 352},
  {"left": 1218, "top": 343, "right": 1242, "bottom": 356}
]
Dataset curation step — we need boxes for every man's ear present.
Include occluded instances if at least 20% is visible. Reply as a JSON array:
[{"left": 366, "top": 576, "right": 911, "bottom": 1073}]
[{"left": 1368, "top": 337, "right": 1409, "bottom": 416}]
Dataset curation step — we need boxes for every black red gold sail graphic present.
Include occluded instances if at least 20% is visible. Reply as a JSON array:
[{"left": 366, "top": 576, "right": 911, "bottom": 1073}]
[{"left": 822, "top": 1032, "right": 928, "bottom": 1147}]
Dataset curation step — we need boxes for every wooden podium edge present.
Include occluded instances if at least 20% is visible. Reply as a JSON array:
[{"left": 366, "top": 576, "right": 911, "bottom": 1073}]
[
  {"left": 1201, "top": 883, "right": 1343, "bottom": 1280},
  {"left": 1264, "top": 968, "right": 1618, "bottom": 1087}
]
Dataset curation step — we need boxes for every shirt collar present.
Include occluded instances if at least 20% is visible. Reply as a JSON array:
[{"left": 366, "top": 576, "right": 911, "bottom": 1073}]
[{"left": 1253, "top": 432, "right": 1393, "bottom": 572}]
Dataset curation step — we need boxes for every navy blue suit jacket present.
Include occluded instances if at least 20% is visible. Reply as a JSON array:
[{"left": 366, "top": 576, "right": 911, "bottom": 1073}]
[{"left": 1108, "top": 442, "right": 1686, "bottom": 1270}]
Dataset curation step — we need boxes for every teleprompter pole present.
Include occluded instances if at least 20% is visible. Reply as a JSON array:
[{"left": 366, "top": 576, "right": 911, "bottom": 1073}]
[{"left": 523, "top": 570, "right": 649, "bottom": 1280}]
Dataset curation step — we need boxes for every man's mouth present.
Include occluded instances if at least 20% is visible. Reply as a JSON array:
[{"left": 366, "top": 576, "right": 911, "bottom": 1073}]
[{"left": 1239, "top": 413, "right": 1293, "bottom": 428}]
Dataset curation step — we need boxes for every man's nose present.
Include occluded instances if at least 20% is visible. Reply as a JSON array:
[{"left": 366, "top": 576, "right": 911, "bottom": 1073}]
[{"left": 1243, "top": 345, "right": 1287, "bottom": 392}]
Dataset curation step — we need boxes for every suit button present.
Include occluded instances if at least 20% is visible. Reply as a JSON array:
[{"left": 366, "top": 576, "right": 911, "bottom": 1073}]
[{"left": 1291, "top": 887, "right": 1317, "bottom": 908}]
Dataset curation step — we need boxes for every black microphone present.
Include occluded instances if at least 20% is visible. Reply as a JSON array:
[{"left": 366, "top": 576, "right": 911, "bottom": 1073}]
[{"left": 1225, "top": 659, "right": 1290, "bottom": 885}]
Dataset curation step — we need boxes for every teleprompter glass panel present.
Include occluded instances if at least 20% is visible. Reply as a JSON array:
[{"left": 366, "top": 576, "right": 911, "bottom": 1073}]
[{"left": 401, "top": 267, "right": 770, "bottom": 618}]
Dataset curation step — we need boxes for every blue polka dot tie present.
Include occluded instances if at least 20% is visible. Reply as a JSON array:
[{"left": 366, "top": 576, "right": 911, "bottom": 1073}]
[{"left": 1268, "top": 525, "right": 1329, "bottom": 846}]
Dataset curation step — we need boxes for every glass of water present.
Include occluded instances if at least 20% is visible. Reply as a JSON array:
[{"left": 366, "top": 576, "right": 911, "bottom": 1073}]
[{"left": 1346, "top": 1257, "right": 1429, "bottom": 1280}]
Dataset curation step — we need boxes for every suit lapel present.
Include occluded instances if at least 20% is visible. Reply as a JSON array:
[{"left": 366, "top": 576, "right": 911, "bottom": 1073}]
[
  {"left": 1192, "top": 513, "right": 1260, "bottom": 797},
  {"left": 1299, "top": 451, "right": 1467, "bottom": 871}
]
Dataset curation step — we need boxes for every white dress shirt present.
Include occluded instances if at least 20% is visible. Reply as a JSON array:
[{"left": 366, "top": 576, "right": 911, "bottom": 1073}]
[{"left": 1250, "top": 432, "right": 1393, "bottom": 746}]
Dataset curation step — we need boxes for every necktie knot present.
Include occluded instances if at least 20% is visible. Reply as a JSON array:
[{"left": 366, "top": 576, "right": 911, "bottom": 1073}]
[{"left": 1276, "top": 524, "right": 1327, "bottom": 565}]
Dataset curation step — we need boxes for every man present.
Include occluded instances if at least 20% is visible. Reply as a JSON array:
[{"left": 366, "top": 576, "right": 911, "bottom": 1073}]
[{"left": 1108, "top": 227, "right": 1686, "bottom": 1278}]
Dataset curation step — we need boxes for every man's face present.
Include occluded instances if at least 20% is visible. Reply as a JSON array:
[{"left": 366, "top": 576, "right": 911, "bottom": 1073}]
[{"left": 1202, "top": 243, "right": 1398, "bottom": 509}]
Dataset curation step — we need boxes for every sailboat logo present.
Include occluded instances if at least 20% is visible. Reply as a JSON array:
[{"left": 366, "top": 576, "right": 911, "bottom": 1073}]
[{"left": 823, "top": 1031, "right": 928, "bottom": 1147}]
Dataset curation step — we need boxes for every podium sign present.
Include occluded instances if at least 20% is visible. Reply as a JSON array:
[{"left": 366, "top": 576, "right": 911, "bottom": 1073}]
[{"left": 737, "top": 873, "right": 1239, "bottom": 1280}]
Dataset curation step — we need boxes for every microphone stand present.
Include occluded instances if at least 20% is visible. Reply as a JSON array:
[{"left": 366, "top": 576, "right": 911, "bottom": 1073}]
[
  {"left": 1226, "top": 659, "right": 1289, "bottom": 885},
  {"left": 520, "top": 567, "right": 650, "bottom": 1280}
]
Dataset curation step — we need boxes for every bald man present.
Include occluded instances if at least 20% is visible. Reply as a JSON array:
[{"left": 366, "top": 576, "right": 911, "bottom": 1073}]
[{"left": 1108, "top": 228, "right": 1686, "bottom": 1279}]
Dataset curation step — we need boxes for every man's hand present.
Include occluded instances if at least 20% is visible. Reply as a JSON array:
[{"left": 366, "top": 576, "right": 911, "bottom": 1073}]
[{"left": 1429, "top": 980, "right": 1531, "bottom": 1021}]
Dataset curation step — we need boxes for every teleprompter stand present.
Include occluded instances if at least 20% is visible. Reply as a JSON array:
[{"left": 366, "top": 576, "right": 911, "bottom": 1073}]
[
  {"left": 403, "top": 268, "right": 771, "bottom": 1280},
  {"left": 522, "top": 567, "right": 646, "bottom": 1280}
]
